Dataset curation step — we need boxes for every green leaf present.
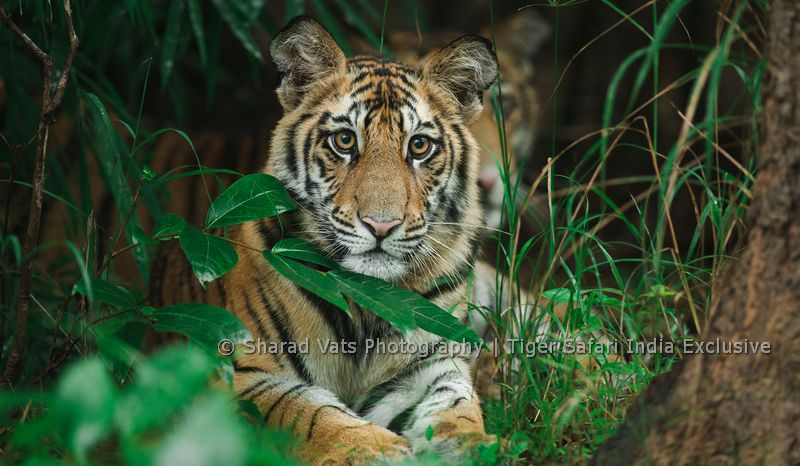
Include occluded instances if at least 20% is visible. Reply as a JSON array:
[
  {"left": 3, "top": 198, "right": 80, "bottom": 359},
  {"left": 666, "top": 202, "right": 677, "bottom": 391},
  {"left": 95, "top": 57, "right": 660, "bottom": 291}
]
[
  {"left": 205, "top": 174, "right": 295, "bottom": 229},
  {"left": 411, "top": 302, "right": 482, "bottom": 346},
  {"left": 272, "top": 238, "right": 338, "bottom": 269},
  {"left": 160, "top": 0, "right": 185, "bottom": 87},
  {"left": 1, "top": 231, "right": 22, "bottom": 266},
  {"left": 140, "top": 166, "right": 157, "bottom": 181},
  {"left": 186, "top": 0, "right": 208, "bottom": 65},
  {"left": 154, "top": 393, "right": 248, "bottom": 466},
  {"left": 94, "top": 315, "right": 148, "bottom": 383},
  {"left": 65, "top": 241, "right": 93, "bottom": 305},
  {"left": 74, "top": 277, "right": 137, "bottom": 310},
  {"left": 542, "top": 288, "right": 575, "bottom": 303},
  {"left": 131, "top": 225, "right": 157, "bottom": 245},
  {"left": 178, "top": 226, "right": 238, "bottom": 285},
  {"left": 53, "top": 359, "right": 116, "bottom": 462},
  {"left": 265, "top": 239, "right": 478, "bottom": 343},
  {"left": 263, "top": 251, "right": 349, "bottom": 313},
  {"left": 211, "top": 0, "right": 264, "bottom": 62},
  {"left": 328, "top": 270, "right": 415, "bottom": 334},
  {"left": 116, "top": 346, "right": 217, "bottom": 436},
  {"left": 150, "top": 303, "right": 250, "bottom": 355},
  {"left": 81, "top": 93, "right": 149, "bottom": 283},
  {"left": 153, "top": 213, "right": 187, "bottom": 239},
  {"left": 330, "top": 270, "right": 481, "bottom": 344}
]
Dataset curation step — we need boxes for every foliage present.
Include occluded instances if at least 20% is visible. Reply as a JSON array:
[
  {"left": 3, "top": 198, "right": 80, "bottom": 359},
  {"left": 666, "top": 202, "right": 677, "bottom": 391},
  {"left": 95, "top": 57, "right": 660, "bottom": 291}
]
[{"left": 0, "top": 0, "right": 765, "bottom": 465}]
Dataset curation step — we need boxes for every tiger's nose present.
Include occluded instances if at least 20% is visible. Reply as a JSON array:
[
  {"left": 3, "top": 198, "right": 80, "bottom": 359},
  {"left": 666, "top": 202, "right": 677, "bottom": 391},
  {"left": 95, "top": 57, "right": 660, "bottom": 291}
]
[{"left": 360, "top": 216, "right": 402, "bottom": 238}]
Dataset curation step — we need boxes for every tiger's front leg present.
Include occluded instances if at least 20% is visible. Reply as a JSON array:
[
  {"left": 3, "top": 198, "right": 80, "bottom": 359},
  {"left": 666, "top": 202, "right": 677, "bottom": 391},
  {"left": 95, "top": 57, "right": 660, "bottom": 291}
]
[
  {"left": 234, "top": 354, "right": 411, "bottom": 465},
  {"left": 358, "top": 356, "right": 489, "bottom": 458}
]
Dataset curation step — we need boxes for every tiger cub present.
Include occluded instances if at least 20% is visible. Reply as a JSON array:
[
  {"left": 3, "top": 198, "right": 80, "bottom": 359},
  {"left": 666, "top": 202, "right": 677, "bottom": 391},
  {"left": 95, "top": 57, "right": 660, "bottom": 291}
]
[{"left": 154, "top": 16, "right": 498, "bottom": 465}]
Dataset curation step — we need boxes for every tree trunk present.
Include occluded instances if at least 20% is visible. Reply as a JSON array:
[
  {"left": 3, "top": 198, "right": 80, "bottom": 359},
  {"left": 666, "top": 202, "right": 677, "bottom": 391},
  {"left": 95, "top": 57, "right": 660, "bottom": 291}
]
[{"left": 591, "top": 2, "right": 800, "bottom": 465}]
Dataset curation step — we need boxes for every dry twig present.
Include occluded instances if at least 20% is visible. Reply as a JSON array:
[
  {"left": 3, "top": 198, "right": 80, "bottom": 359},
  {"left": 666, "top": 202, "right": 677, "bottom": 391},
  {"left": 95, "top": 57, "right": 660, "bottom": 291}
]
[{"left": 0, "top": 0, "right": 79, "bottom": 386}]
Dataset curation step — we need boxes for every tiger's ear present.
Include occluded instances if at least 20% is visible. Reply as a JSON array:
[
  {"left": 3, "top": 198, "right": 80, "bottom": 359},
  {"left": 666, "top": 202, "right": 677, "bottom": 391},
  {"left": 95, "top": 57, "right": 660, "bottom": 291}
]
[
  {"left": 270, "top": 16, "right": 346, "bottom": 111},
  {"left": 422, "top": 36, "right": 499, "bottom": 123}
]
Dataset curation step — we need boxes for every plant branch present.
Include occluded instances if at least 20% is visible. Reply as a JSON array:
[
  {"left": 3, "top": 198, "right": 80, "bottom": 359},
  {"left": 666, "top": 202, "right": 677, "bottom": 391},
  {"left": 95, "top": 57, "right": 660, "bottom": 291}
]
[{"left": 0, "top": 0, "right": 79, "bottom": 387}]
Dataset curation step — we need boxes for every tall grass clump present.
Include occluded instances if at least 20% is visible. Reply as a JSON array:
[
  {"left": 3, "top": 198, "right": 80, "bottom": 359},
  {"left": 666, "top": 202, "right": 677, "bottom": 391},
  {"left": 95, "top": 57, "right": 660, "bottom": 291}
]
[{"left": 479, "top": 1, "right": 765, "bottom": 463}]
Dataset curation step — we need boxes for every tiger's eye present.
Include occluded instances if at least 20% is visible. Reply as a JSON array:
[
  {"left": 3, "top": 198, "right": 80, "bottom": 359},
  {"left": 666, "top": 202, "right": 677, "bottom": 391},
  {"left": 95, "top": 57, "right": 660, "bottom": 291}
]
[
  {"left": 333, "top": 130, "right": 356, "bottom": 151},
  {"left": 409, "top": 135, "right": 431, "bottom": 158}
]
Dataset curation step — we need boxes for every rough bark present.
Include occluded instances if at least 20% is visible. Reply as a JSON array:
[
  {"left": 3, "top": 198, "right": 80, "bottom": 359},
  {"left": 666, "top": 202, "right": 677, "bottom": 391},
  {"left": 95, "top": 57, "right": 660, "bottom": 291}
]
[{"left": 591, "top": 2, "right": 800, "bottom": 465}]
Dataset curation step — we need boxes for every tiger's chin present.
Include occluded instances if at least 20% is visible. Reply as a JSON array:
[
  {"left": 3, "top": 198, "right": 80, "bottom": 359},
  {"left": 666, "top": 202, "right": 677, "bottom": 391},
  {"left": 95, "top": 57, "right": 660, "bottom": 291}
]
[{"left": 341, "top": 251, "right": 409, "bottom": 281}]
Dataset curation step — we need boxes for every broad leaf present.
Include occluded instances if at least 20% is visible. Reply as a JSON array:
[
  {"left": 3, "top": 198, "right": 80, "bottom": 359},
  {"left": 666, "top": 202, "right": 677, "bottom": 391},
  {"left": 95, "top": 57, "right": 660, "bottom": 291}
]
[
  {"left": 328, "top": 270, "right": 415, "bottom": 334},
  {"left": 330, "top": 270, "right": 481, "bottom": 344},
  {"left": 411, "top": 303, "right": 482, "bottom": 346},
  {"left": 263, "top": 251, "right": 349, "bottom": 313},
  {"left": 205, "top": 174, "right": 295, "bottom": 229},
  {"left": 542, "top": 288, "right": 575, "bottom": 303},
  {"left": 178, "top": 226, "right": 238, "bottom": 285},
  {"left": 131, "top": 225, "right": 157, "bottom": 245},
  {"left": 74, "top": 277, "right": 137, "bottom": 310},
  {"left": 150, "top": 303, "right": 250, "bottom": 355},
  {"left": 272, "top": 238, "right": 338, "bottom": 269},
  {"left": 152, "top": 213, "right": 187, "bottom": 239}
]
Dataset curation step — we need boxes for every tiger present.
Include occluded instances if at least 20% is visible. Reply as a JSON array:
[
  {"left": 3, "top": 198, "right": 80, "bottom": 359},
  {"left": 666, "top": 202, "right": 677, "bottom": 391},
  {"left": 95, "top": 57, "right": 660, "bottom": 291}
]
[
  {"left": 152, "top": 16, "right": 501, "bottom": 465},
  {"left": 141, "top": 9, "right": 549, "bottom": 235}
]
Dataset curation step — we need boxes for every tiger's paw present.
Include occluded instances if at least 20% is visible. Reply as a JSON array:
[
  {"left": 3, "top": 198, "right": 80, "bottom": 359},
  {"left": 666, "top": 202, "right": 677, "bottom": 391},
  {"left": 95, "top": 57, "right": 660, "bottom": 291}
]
[
  {"left": 406, "top": 412, "right": 494, "bottom": 459},
  {"left": 308, "top": 423, "right": 412, "bottom": 466}
]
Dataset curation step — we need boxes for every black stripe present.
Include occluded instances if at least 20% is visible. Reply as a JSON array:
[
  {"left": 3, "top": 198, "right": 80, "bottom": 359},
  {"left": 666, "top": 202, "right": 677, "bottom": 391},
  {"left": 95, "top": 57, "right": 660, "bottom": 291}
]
[
  {"left": 450, "top": 396, "right": 467, "bottom": 408},
  {"left": 238, "top": 378, "right": 278, "bottom": 399},
  {"left": 241, "top": 292, "right": 271, "bottom": 340},
  {"left": 387, "top": 401, "right": 418, "bottom": 434},
  {"left": 306, "top": 405, "right": 351, "bottom": 440},
  {"left": 214, "top": 277, "right": 227, "bottom": 304},
  {"left": 422, "top": 263, "right": 472, "bottom": 300},
  {"left": 297, "top": 288, "right": 360, "bottom": 361},
  {"left": 263, "top": 384, "right": 304, "bottom": 423},
  {"left": 255, "top": 285, "right": 312, "bottom": 382},
  {"left": 434, "top": 385, "right": 456, "bottom": 395},
  {"left": 357, "top": 364, "right": 422, "bottom": 417},
  {"left": 286, "top": 113, "right": 313, "bottom": 179},
  {"left": 279, "top": 385, "right": 313, "bottom": 424},
  {"left": 446, "top": 124, "right": 470, "bottom": 223},
  {"left": 233, "top": 362, "right": 269, "bottom": 373},
  {"left": 386, "top": 370, "right": 461, "bottom": 433},
  {"left": 182, "top": 255, "right": 196, "bottom": 301},
  {"left": 256, "top": 218, "right": 280, "bottom": 249}
]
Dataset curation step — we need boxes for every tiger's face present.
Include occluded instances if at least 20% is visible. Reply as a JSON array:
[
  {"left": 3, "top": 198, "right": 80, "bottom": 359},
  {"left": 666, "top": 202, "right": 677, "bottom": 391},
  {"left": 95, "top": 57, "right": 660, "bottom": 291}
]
[{"left": 268, "top": 17, "right": 498, "bottom": 281}]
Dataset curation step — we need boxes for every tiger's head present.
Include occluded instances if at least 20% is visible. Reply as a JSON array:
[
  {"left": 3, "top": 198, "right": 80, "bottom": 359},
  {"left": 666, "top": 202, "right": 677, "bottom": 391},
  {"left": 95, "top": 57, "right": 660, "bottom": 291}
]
[{"left": 267, "top": 17, "right": 498, "bottom": 283}]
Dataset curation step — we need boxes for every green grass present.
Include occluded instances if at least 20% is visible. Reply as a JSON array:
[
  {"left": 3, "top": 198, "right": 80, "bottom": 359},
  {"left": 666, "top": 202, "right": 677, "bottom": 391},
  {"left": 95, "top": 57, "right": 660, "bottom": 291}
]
[{"left": 476, "top": 1, "right": 763, "bottom": 464}]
